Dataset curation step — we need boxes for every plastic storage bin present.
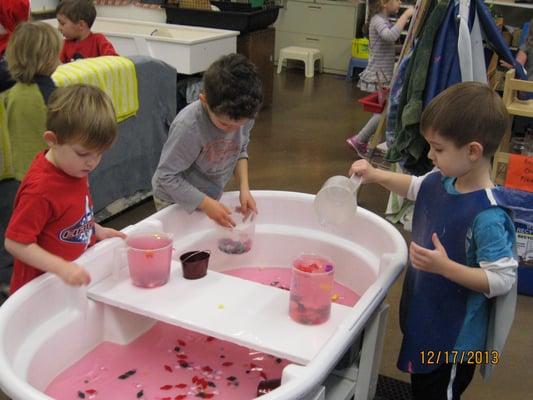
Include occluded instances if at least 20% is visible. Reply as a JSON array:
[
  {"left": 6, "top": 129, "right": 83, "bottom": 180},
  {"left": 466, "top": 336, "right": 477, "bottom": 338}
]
[
  {"left": 352, "top": 38, "right": 369, "bottom": 59},
  {"left": 358, "top": 88, "right": 390, "bottom": 113},
  {"left": 164, "top": 2, "right": 281, "bottom": 33}
]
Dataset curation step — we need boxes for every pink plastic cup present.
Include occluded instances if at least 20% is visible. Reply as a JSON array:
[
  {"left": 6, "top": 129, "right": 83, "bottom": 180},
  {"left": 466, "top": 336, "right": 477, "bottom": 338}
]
[
  {"left": 125, "top": 232, "right": 173, "bottom": 288},
  {"left": 289, "top": 254, "right": 335, "bottom": 325}
]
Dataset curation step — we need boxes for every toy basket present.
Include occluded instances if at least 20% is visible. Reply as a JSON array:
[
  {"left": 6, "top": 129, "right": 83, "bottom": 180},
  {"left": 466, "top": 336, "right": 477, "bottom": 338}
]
[
  {"left": 358, "top": 71, "right": 389, "bottom": 113},
  {"left": 351, "top": 38, "right": 369, "bottom": 59},
  {"left": 178, "top": 0, "right": 211, "bottom": 10},
  {"left": 358, "top": 90, "right": 389, "bottom": 113}
]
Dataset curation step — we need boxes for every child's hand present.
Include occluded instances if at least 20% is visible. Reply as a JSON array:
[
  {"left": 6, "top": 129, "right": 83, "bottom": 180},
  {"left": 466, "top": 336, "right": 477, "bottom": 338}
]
[
  {"left": 95, "top": 224, "right": 127, "bottom": 241},
  {"left": 499, "top": 59, "right": 512, "bottom": 70},
  {"left": 202, "top": 197, "right": 236, "bottom": 228},
  {"left": 239, "top": 190, "right": 258, "bottom": 217},
  {"left": 59, "top": 262, "right": 91, "bottom": 286},
  {"left": 349, "top": 159, "right": 378, "bottom": 183},
  {"left": 409, "top": 233, "right": 449, "bottom": 275},
  {"left": 403, "top": 6, "right": 415, "bottom": 19}
]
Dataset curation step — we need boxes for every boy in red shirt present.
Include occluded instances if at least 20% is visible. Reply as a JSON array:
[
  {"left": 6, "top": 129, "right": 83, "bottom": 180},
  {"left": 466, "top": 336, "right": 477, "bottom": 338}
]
[
  {"left": 56, "top": 0, "right": 118, "bottom": 63},
  {"left": 4, "top": 84, "right": 125, "bottom": 294}
]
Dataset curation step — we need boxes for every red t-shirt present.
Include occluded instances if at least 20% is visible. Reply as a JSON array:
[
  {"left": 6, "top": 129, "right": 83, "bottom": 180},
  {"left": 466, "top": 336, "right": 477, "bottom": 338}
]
[
  {"left": 6, "top": 151, "right": 96, "bottom": 294},
  {"left": 0, "top": 0, "right": 29, "bottom": 55},
  {"left": 60, "top": 32, "right": 118, "bottom": 63}
]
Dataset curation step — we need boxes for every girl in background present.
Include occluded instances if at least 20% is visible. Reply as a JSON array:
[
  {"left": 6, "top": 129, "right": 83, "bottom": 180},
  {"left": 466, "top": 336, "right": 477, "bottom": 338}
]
[
  {"left": 5, "top": 21, "right": 62, "bottom": 180},
  {"left": 346, "top": 0, "right": 413, "bottom": 158}
]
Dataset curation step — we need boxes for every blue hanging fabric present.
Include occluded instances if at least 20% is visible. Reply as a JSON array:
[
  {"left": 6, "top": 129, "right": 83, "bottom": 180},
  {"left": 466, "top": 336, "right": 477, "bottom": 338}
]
[
  {"left": 425, "top": 0, "right": 527, "bottom": 105},
  {"left": 474, "top": 0, "right": 527, "bottom": 81},
  {"left": 424, "top": 0, "right": 461, "bottom": 105}
]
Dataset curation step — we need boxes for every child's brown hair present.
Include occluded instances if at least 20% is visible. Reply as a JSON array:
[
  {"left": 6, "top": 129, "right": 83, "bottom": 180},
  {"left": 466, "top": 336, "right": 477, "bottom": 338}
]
[
  {"left": 6, "top": 21, "right": 61, "bottom": 84},
  {"left": 420, "top": 82, "right": 509, "bottom": 158},
  {"left": 47, "top": 84, "right": 117, "bottom": 152},
  {"left": 56, "top": 0, "right": 97, "bottom": 28}
]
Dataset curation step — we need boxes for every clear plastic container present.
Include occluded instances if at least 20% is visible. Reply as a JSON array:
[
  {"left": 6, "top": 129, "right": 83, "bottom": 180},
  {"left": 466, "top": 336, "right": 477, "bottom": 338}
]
[
  {"left": 118, "top": 232, "right": 173, "bottom": 288},
  {"left": 289, "top": 254, "right": 335, "bottom": 325},
  {"left": 217, "top": 208, "right": 256, "bottom": 254},
  {"left": 314, "top": 175, "right": 361, "bottom": 225}
]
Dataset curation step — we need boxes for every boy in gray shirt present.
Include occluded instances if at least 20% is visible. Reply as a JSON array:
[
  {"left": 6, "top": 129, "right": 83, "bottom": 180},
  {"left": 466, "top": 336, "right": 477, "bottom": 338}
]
[{"left": 152, "top": 54, "right": 263, "bottom": 227}]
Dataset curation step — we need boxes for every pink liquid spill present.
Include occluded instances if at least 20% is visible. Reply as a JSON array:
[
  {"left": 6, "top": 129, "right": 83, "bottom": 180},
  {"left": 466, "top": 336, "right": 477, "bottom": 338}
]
[
  {"left": 45, "top": 322, "right": 290, "bottom": 400},
  {"left": 45, "top": 267, "right": 358, "bottom": 399},
  {"left": 126, "top": 234, "right": 172, "bottom": 288}
]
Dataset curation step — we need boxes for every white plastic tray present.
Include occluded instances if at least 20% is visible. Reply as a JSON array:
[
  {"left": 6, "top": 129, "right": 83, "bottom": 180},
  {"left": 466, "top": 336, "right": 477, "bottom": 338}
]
[{"left": 87, "top": 262, "right": 352, "bottom": 364}]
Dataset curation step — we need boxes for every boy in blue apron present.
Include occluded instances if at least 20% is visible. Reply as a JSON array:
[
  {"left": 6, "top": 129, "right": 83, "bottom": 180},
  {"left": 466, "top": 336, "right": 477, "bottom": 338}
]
[{"left": 350, "top": 82, "right": 518, "bottom": 400}]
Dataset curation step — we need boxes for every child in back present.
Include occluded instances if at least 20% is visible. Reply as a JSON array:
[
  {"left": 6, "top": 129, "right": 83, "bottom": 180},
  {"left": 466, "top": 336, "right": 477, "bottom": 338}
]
[
  {"left": 152, "top": 53, "right": 263, "bottom": 228},
  {"left": 5, "top": 21, "right": 61, "bottom": 180},
  {"left": 350, "top": 82, "right": 517, "bottom": 399},
  {"left": 56, "top": 0, "right": 117, "bottom": 63},
  {"left": 4, "top": 84, "right": 125, "bottom": 295},
  {"left": 346, "top": 0, "right": 413, "bottom": 158},
  {"left": 0, "top": 0, "right": 29, "bottom": 92}
]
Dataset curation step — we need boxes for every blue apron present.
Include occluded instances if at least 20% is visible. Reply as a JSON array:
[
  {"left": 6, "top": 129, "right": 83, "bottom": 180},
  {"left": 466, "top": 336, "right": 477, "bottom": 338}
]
[{"left": 397, "top": 172, "right": 493, "bottom": 373}]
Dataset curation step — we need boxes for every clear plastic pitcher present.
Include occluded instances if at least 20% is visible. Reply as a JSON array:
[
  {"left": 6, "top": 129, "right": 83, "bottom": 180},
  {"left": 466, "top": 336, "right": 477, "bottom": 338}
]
[{"left": 314, "top": 175, "right": 362, "bottom": 225}]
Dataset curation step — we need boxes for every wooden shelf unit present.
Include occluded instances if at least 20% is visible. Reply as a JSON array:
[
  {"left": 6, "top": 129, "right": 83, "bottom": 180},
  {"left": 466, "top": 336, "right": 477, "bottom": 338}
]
[{"left": 492, "top": 69, "right": 533, "bottom": 185}]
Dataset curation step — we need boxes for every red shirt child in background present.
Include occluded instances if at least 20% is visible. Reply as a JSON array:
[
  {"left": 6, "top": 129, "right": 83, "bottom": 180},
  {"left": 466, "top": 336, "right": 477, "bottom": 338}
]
[
  {"left": 0, "top": 0, "right": 29, "bottom": 56},
  {"left": 0, "top": 0, "right": 29, "bottom": 92},
  {"left": 56, "top": 0, "right": 117, "bottom": 63},
  {"left": 4, "top": 85, "right": 125, "bottom": 295}
]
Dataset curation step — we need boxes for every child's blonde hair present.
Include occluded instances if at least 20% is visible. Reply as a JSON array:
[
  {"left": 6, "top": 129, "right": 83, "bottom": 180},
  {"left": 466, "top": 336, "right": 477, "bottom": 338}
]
[
  {"left": 6, "top": 21, "right": 61, "bottom": 84},
  {"left": 420, "top": 82, "right": 509, "bottom": 159},
  {"left": 47, "top": 84, "right": 117, "bottom": 152}
]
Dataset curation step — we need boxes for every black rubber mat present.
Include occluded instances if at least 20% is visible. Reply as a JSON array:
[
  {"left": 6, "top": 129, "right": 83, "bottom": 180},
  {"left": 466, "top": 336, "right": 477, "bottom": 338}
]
[{"left": 375, "top": 375, "right": 413, "bottom": 400}]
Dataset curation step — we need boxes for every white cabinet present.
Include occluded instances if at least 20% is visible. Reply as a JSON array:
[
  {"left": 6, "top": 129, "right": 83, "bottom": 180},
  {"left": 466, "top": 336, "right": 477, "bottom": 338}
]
[{"left": 274, "top": 0, "right": 360, "bottom": 74}]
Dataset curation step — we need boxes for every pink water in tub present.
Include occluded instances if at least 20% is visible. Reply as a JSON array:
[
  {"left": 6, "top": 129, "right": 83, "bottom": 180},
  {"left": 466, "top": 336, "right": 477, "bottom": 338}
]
[
  {"left": 45, "top": 267, "right": 358, "bottom": 399},
  {"left": 223, "top": 267, "right": 360, "bottom": 307}
]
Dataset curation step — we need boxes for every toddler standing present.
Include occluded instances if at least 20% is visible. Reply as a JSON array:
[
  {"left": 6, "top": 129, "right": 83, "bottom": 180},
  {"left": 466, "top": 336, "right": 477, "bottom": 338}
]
[
  {"left": 5, "top": 21, "right": 61, "bottom": 180},
  {"left": 346, "top": 0, "right": 413, "bottom": 158},
  {"left": 152, "top": 54, "right": 263, "bottom": 228},
  {"left": 5, "top": 84, "right": 125, "bottom": 295},
  {"left": 350, "top": 82, "right": 517, "bottom": 399},
  {"left": 56, "top": 0, "right": 117, "bottom": 63}
]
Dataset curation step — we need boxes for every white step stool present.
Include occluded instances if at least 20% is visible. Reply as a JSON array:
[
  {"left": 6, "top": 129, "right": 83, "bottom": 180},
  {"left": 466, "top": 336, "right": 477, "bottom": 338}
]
[{"left": 277, "top": 46, "right": 323, "bottom": 78}]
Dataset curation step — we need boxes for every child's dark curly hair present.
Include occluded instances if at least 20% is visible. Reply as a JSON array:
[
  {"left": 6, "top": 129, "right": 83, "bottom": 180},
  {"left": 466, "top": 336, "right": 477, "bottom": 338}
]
[{"left": 202, "top": 53, "right": 263, "bottom": 120}]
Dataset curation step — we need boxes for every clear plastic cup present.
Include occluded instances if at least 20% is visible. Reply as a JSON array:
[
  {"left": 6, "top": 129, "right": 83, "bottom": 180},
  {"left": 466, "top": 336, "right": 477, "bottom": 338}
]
[
  {"left": 217, "top": 207, "right": 256, "bottom": 254},
  {"left": 123, "top": 232, "right": 173, "bottom": 288},
  {"left": 314, "top": 175, "right": 361, "bottom": 225},
  {"left": 289, "top": 254, "right": 335, "bottom": 325}
]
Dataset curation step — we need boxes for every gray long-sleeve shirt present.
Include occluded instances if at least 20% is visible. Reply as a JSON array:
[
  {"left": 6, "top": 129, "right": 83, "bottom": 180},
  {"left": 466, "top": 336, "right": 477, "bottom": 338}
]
[{"left": 152, "top": 100, "right": 254, "bottom": 212}]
